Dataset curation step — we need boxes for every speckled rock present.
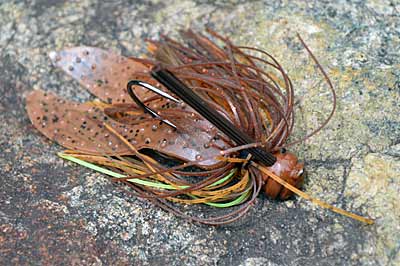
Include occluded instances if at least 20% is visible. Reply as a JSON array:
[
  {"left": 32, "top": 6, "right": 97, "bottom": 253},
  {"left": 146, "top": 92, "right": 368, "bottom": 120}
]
[{"left": 0, "top": 1, "right": 399, "bottom": 266}]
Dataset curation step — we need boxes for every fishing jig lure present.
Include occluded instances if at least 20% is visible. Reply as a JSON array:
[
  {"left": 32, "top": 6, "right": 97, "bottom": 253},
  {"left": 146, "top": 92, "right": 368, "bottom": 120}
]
[{"left": 26, "top": 29, "right": 373, "bottom": 225}]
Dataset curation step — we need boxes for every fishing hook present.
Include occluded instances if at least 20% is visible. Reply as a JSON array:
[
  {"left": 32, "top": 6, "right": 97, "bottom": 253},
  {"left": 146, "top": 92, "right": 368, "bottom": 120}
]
[{"left": 127, "top": 80, "right": 180, "bottom": 129}]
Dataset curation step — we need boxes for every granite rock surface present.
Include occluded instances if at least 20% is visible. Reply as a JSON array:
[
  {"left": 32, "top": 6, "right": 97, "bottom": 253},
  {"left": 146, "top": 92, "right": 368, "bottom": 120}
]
[{"left": 0, "top": 1, "right": 399, "bottom": 265}]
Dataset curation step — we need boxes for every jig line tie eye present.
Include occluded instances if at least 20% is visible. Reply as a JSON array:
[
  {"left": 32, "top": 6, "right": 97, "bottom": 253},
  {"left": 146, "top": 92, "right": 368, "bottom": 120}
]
[{"left": 127, "top": 80, "right": 180, "bottom": 129}]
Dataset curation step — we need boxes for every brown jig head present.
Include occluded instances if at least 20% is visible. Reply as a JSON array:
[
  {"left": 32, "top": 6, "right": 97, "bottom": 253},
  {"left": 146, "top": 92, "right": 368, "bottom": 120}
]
[
  {"left": 263, "top": 150, "right": 304, "bottom": 200},
  {"left": 25, "top": 29, "right": 373, "bottom": 225}
]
